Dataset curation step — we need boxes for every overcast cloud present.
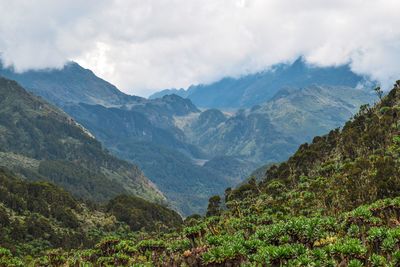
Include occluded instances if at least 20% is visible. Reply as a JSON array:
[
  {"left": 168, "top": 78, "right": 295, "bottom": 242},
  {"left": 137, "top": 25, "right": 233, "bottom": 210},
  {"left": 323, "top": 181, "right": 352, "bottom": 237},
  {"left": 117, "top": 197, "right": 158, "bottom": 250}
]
[{"left": 0, "top": 0, "right": 399, "bottom": 96}]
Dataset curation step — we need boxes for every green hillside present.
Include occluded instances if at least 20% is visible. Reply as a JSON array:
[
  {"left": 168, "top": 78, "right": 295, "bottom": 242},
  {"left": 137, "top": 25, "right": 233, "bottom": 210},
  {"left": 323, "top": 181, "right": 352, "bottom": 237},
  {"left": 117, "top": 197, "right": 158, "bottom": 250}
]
[
  {"left": 0, "top": 77, "right": 164, "bottom": 203},
  {"left": 5, "top": 81, "right": 399, "bottom": 266},
  {"left": 0, "top": 167, "right": 118, "bottom": 256}
]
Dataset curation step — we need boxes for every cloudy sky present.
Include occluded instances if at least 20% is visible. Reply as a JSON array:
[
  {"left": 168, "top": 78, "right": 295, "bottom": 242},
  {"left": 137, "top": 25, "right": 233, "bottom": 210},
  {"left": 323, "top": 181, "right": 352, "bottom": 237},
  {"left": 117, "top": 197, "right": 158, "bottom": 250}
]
[{"left": 0, "top": 0, "right": 399, "bottom": 96}]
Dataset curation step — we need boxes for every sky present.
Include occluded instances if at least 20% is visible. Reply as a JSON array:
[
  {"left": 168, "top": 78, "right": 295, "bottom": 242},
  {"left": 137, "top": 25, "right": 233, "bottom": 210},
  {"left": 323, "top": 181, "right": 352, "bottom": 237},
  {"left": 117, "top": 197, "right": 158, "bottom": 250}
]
[{"left": 0, "top": 0, "right": 400, "bottom": 97}]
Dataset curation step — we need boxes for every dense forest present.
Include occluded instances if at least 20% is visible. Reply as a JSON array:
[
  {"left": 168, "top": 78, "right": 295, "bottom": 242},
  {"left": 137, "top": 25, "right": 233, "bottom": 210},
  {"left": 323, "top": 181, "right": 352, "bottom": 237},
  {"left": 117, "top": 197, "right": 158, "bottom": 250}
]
[
  {"left": 1, "top": 81, "right": 400, "bottom": 266},
  {"left": 0, "top": 167, "right": 182, "bottom": 266}
]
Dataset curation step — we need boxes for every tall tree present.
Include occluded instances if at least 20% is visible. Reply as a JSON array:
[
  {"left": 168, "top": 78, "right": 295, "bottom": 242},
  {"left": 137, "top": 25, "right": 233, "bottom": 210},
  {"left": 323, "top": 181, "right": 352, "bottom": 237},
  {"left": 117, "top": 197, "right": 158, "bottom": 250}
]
[{"left": 206, "top": 195, "right": 221, "bottom": 217}]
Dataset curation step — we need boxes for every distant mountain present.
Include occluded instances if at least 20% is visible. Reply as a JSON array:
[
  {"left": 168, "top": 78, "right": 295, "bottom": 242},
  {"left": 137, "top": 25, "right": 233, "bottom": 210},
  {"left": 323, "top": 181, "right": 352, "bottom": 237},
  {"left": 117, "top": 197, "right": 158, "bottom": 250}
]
[
  {"left": 0, "top": 64, "right": 247, "bottom": 215},
  {"left": 0, "top": 61, "right": 140, "bottom": 107},
  {"left": 0, "top": 61, "right": 375, "bottom": 216},
  {"left": 63, "top": 95, "right": 203, "bottom": 157},
  {"left": 63, "top": 102, "right": 252, "bottom": 215},
  {"left": 0, "top": 77, "right": 163, "bottom": 203},
  {"left": 150, "top": 88, "right": 189, "bottom": 100},
  {"left": 180, "top": 85, "right": 374, "bottom": 164},
  {"left": 149, "top": 57, "right": 370, "bottom": 109},
  {"left": 0, "top": 62, "right": 201, "bottom": 157},
  {"left": 253, "top": 85, "right": 374, "bottom": 143}
]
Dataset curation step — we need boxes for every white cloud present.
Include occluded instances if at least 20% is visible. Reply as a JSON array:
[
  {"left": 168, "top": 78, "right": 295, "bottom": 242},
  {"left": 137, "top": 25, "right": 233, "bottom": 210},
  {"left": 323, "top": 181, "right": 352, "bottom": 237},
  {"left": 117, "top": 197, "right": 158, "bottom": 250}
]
[{"left": 0, "top": 0, "right": 400, "bottom": 96}]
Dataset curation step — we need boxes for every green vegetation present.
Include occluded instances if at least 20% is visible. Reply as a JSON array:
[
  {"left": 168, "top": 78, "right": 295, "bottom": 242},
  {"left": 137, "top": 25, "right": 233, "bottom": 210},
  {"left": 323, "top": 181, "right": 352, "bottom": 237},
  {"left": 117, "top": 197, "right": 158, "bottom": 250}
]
[
  {"left": 0, "top": 167, "right": 120, "bottom": 256},
  {"left": 1, "top": 61, "right": 373, "bottom": 216},
  {"left": 0, "top": 77, "right": 187, "bottom": 265},
  {"left": 1, "top": 71, "right": 400, "bottom": 266},
  {"left": 108, "top": 139, "right": 232, "bottom": 216},
  {"left": 107, "top": 195, "right": 183, "bottom": 231},
  {"left": 5, "top": 193, "right": 400, "bottom": 265},
  {"left": 0, "top": 167, "right": 182, "bottom": 263},
  {"left": 0, "top": 79, "right": 394, "bottom": 266}
]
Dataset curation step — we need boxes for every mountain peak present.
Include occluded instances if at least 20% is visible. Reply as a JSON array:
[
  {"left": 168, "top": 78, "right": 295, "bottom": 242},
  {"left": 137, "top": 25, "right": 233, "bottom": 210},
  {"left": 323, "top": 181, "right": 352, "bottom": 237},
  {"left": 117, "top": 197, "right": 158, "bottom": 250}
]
[
  {"left": 0, "top": 61, "right": 132, "bottom": 107},
  {"left": 150, "top": 57, "right": 369, "bottom": 109}
]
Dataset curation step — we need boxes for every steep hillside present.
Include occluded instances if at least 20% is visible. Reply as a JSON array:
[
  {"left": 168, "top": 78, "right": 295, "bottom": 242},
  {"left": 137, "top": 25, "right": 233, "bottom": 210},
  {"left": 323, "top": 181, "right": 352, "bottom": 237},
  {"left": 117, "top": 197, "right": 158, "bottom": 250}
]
[
  {"left": 150, "top": 57, "right": 369, "bottom": 109},
  {"left": 0, "top": 77, "right": 163, "bottom": 203},
  {"left": 7, "top": 81, "right": 400, "bottom": 266}
]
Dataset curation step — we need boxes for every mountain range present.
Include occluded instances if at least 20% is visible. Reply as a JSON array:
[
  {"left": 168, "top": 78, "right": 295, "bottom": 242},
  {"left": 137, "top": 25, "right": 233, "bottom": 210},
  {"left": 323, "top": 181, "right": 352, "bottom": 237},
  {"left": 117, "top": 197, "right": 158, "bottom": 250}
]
[
  {"left": 150, "top": 57, "right": 371, "bottom": 109},
  {"left": 5, "top": 79, "right": 400, "bottom": 266},
  {"left": 178, "top": 85, "right": 374, "bottom": 164},
  {"left": 0, "top": 63, "right": 244, "bottom": 215},
  {"left": 0, "top": 59, "right": 375, "bottom": 215},
  {"left": 1, "top": 56, "right": 398, "bottom": 266}
]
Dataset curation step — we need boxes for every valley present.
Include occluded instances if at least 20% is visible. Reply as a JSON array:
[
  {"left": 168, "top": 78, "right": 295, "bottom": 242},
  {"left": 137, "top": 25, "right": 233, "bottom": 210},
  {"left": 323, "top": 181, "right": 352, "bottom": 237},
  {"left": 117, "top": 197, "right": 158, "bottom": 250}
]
[
  {"left": 1, "top": 2, "right": 399, "bottom": 266},
  {"left": 1, "top": 76, "right": 399, "bottom": 266},
  {"left": 0, "top": 59, "right": 375, "bottom": 215}
]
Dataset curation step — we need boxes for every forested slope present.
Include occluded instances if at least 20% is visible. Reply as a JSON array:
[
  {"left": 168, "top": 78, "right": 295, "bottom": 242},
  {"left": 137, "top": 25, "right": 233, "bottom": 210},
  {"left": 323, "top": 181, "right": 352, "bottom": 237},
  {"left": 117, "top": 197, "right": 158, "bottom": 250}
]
[
  {"left": 10, "top": 81, "right": 400, "bottom": 266},
  {"left": 0, "top": 77, "right": 163, "bottom": 203},
  {"left": 0, "top": 167, "right": 182, "bottom": 263}
]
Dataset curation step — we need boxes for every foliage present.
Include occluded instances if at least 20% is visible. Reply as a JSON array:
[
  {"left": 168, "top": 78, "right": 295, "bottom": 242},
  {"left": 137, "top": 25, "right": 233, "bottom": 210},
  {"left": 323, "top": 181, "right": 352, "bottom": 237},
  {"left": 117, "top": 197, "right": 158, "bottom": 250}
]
[
  {"left": 206, "top": 195, "right": 222, "bottom": 217},
  {"left": 5, "top": 195, "right": 400, "bottom": 266},
  {"left": 3, "top": 79, "right": 400, "bottom": 266},
  {"left": 0, "top": 168, "right": 182, "bottom": 259},
  {"left": 106, "top": 195, "right": 182, "bottom": 231}
]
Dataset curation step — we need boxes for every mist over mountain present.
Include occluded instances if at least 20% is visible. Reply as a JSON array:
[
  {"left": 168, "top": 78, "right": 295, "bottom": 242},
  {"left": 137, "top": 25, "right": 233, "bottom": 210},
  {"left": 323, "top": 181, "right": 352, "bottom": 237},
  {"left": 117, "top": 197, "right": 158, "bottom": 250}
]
[{"left": 150, "top": 58, "right": 371, "bottom": 109}]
